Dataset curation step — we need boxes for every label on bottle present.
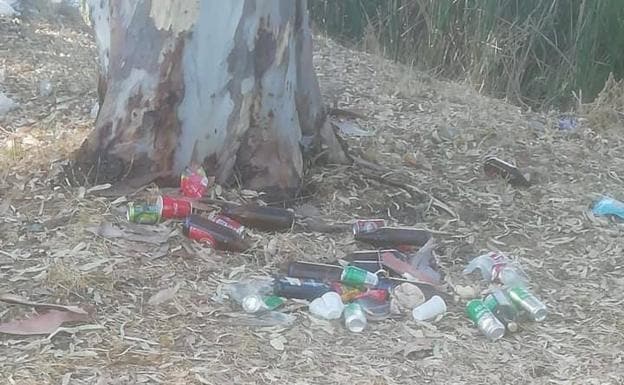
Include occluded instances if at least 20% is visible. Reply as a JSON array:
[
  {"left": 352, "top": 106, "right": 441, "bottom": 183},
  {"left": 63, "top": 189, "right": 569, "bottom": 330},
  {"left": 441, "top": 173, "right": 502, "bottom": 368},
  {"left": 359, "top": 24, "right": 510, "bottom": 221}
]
[
  {"left": 263, "top": 295, "right": 285, "bottom": 310},
  {"left": 208, "top": 212, "right": 245, "bottom": 235},
  {"left": 482, "top": 295, "right": 498, "bottom": 312},
  {"left": 489, "top": 253, "right": 507, "bottom": 282},
  {"left": 508, "top": 286, "right": 530, "bottom": 301}
]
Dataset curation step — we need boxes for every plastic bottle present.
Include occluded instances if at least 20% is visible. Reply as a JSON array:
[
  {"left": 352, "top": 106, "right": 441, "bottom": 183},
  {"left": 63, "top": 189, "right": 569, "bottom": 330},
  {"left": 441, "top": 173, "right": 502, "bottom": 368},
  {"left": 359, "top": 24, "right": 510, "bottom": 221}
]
[
  {"left": 241, "top": 295, "right": 285, "bottom": 314},
  {"left": 463, "top": 252, "right": 527, "bottom": 287},
  {"left": 466, "top": 299, "right": 506, "bottom": 341},
  {"left": 592, "top": 197, "right": 624, "bottom": 220},
  {"left": 355, "top": 297, "right": 391, "bottom": 321},
  {"left": 354, "top": 227, "right": 431, "bottom": 249},
  {"left": 234, "top": 311, "right": 296, "bottom": 327},
  {"left": 409, "top": 239, "right": 441, "bottom": 283},
  {"left": 483, "top": 289, "right": 519, "bottom": 332},
  {"left": 183, "top": 214, "right": 250, "bottom": 252},
  {"left": 222, "top": 279, "right": 274, "bottom": 305},
  {"left": 508, "top": 286, "right": 547, "bottom": 322},
  {"left": 344, "top": 303, "right": 367, "bottom": 332},
  {"left": 221, "top": 204, "right": 294, "bottom": 231}
]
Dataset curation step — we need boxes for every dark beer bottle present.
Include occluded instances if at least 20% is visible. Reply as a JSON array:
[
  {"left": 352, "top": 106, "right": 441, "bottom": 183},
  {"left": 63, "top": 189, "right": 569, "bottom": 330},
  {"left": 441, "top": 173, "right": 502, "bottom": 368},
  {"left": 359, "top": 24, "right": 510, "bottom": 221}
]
[{"left": 221, "top": 204, "right": 294, "bottom": 231}]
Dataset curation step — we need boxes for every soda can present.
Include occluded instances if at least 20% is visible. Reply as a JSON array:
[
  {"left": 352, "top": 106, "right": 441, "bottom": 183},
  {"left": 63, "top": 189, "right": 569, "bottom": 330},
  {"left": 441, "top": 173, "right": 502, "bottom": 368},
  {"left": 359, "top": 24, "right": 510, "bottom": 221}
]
[
  {"left": 182, "top": 222, "right": 216, "bottom": 247},
  {"left": 127, "top": 202, "right": 161, "bottom": 224},
  {"left": 158, "top": 195, "right": 192, "bottom": 219},
  {"left": 208, "top": 212, "right": 245, "bottom": 235},
  {"left": 352, "top": 219, "right": 386, "bottom": 235},
  {"left": 466, "top": 299, "right": 505, "bottom": 340},
  {"left": 341, "top": 266, "right": 379, "bottom": 287},
  {"left": 180, "top": 165, "right": 210, "bottom": 198}
]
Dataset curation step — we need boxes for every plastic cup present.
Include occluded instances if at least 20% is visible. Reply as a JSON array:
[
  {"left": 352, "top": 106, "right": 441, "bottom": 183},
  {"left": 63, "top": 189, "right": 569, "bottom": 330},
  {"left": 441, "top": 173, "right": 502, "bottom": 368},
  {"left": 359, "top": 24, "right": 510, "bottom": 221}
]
[
  {"left": 412, "top": 295, "right": 447, "bottom": 321},
  {"left": 309, "top": 292, "right": 344, "bottom": 320},
  {"left": 158, "top": 195, "right": 192, "bottom": 219}
]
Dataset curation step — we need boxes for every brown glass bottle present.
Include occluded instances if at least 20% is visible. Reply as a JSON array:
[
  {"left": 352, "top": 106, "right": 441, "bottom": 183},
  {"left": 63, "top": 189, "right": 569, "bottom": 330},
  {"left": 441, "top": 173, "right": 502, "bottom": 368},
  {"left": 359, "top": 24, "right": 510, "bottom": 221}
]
[
  {"left": 354, "top": 227, "right": 431, "bottom": 249},
  {"left": 287, "top": 261, "right": 343, "bottom": 282},
  {"left": 221, "top": 205, "right": 294, "bottom": 231},
  {"left": 183, "top": 214, "right": 250, "bottom": 252}
]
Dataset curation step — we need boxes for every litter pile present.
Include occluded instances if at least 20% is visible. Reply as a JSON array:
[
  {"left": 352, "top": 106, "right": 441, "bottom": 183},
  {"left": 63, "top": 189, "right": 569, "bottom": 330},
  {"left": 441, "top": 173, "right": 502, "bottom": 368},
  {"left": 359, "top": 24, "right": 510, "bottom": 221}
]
[
  {"left": 462, "top": 252, "right": 547, "bottom": 340},
  {"left": 121, "top": 163, "right": 553, "bottom": 338}
]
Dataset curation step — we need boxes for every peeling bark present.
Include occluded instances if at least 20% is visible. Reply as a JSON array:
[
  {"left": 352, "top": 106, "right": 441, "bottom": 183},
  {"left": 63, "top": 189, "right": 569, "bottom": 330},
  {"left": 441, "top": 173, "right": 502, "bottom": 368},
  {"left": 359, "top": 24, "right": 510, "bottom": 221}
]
[{"left": 77, "top": 0, "right": 347, "bottom": 198}]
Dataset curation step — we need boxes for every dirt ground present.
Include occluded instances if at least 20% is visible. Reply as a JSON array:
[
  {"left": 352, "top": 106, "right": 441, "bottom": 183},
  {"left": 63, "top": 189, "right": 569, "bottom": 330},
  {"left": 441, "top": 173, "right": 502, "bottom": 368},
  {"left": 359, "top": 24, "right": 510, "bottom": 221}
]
[{"left": 2, "top": 11, "right": 624, "bottom": 385}]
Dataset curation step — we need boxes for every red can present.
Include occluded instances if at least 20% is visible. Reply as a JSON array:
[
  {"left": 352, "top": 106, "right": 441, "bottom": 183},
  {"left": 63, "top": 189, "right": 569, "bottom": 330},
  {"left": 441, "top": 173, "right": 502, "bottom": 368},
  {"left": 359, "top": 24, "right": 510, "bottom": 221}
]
[
  {"left": 180, "top": 165, "right": 210, "bottom": 198},
  {"left": 182, "top": 223, "right": 216, "bottom": 247},
  {"left": 208, "top": 212, "right": 245, "bottom": 236},
  {"left": 158, "top": 195, "right": 192, "bottom": 219},
  {"left": 352, "top": 219, "right": 386, "bottom": 235}
]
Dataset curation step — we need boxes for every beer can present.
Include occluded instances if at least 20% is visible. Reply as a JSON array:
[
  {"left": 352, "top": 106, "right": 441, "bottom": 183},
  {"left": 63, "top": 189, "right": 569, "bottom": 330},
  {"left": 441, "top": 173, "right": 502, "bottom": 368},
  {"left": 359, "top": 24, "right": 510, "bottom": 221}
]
[
  {"left": 127, "top": 202, "right": 161, "bottom": 224},
  {"left": 352, "top": 219, "right": 386, "bottom": 235}
]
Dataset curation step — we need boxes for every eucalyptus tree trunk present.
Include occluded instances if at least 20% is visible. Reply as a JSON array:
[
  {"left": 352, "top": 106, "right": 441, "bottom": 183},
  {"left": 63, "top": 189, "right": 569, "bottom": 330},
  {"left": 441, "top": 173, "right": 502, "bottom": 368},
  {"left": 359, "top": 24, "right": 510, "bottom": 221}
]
[{"left": 77, "top": 0, "right": 347, "bottom": 198}]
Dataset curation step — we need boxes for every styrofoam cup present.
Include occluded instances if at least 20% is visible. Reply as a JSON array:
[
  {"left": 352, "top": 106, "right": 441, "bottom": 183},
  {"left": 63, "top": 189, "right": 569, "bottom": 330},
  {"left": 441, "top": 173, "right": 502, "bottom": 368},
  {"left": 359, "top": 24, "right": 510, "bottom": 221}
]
[
  {"left": 412, "top": 295, "right": 447, "bottom": 321},
  {"left": 309, "top": 292, "right": 344, "bottom": 320}
]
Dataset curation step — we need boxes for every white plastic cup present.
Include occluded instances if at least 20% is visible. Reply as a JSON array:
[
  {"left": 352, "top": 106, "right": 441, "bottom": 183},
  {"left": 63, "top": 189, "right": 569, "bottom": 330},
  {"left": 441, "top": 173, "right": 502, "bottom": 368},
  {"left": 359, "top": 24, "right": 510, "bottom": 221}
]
[
  {"left": 412, "top": 295, "right": 447, "bottom": 321},
  {"left": 309, "top": 292, "right": 344, "bottom": 320}
]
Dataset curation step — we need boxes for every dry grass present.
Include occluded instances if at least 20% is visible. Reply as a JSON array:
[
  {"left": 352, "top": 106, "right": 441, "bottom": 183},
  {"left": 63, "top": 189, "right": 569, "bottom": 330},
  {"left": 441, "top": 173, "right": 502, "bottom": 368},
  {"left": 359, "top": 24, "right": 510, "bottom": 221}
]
[{"left": 1, "top": 11, "right": 624, "bottom": 385}]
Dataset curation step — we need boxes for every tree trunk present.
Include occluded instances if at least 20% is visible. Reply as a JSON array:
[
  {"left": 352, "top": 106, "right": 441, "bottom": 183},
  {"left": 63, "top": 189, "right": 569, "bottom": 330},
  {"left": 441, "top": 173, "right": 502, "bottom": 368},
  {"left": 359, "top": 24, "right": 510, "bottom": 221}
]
[{"left": 78, "top": 0, "right": 347, "bottom": 198}]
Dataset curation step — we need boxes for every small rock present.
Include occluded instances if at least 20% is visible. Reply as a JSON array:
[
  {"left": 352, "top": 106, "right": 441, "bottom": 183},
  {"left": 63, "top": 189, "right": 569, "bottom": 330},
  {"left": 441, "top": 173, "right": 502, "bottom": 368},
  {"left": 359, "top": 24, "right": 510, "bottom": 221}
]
[
  {"left": 454, "top": 284, "right": 477, "bottom": 299},
  {"left": 39, "top": 80, "right": 53, "bottom": 97},
  {"left": 392, "top": 283, "right": 425, "bottom": 310}
]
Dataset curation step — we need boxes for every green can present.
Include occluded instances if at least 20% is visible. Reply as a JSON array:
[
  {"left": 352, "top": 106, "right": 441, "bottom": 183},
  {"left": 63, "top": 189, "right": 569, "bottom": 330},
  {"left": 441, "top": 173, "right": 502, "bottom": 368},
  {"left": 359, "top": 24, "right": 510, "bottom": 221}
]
[
  {"left": 466, "top": 299, "right": 505, "bottom": 340},
  {"left": 341, "top": 266, "right": 379, "bottom": 287},
  {"left": 127, "top": 202, "right": 161, "bottom": 224}
]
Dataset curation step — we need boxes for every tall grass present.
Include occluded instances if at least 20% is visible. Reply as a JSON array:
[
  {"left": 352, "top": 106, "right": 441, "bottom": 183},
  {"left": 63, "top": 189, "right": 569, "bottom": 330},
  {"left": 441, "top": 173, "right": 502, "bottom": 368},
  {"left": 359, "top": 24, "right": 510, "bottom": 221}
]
[{"left": 309, "top": 0, "right": 624, "bottom": 109}]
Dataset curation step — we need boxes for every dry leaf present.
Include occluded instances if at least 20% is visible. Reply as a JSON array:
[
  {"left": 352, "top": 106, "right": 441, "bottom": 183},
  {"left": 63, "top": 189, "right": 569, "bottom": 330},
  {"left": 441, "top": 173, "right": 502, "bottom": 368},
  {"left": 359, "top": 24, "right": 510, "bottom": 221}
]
[
  {"left": 86, "top": 183, "right": 112, "bottom": 194},
  {"left": 269, "top": 335, "right": 287, "bottom": 351},
  {"left": 148, "top": 283, "right": 181, "bottom": 306},
  {"left": 0, "top": 310, "right": 90, "bottom": 335},
  {"left": 86, "top": 222, "right": 169, "bottom": 244}
]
